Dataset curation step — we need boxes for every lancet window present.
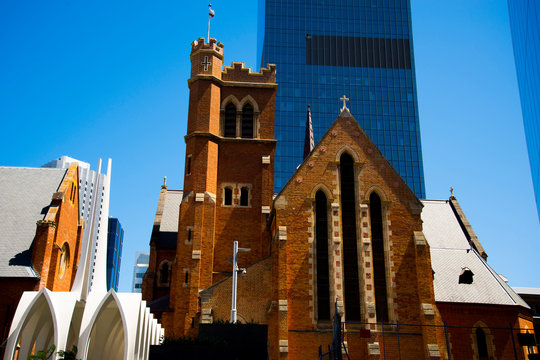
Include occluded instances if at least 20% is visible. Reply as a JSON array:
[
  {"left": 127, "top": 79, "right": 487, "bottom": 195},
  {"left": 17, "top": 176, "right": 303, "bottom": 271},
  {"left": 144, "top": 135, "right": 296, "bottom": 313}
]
[{"left": 340, "top": 153, "right": 361, "bottom": 321}]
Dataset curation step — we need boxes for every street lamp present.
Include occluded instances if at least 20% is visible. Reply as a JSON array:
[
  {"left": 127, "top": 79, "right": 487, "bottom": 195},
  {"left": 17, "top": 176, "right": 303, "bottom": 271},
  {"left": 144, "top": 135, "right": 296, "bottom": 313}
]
[{"left": 231, "top": 241, "right": 251, "bottom": 323}]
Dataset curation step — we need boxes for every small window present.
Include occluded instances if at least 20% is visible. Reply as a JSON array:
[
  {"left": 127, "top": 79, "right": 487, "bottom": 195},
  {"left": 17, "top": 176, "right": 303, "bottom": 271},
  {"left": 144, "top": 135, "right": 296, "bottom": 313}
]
[
  {"left": 240, "top": 187, "right": 249, "bottom": 206},
  {"left": 224, "top": 103, "right": 236, "bottom": 137},
  {"left": 187, "top": 228, "right": 192, "bottom": 243},
  {"left": 241, "top": 104, "right": 254, "bottom": 138},
  {"left": 459, "top": 267, "right": 474, "bottom": 284},
  {"left": 224, "top": 187, "right": 233, "bottom": 206},
  {"left": 160, "top": 262, "right": 170, "bottom": 285},
  {"left": 186, "top": 155, "right": 192, "bottom": 175},
  {"left": 184, "top": 271, "right": 189, "bottom": 284}
]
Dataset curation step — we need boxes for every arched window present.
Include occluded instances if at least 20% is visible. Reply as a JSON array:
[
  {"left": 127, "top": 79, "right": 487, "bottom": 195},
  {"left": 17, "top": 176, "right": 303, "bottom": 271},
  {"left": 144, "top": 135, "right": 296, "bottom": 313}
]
[
  {"left": 476, "top": 327, "right": 489, "bottom": 358},
  {"left": 159, "top": 261, "right": 170, "bottom": 286},
  {"left": 370, "top": 192, "right": 389, "bottom": 322},
  {"left": 240, "top": 187, "right": 249, "bottom": 206},
  {"left": 339, "top": 153, "right": 361, "bottom": 321},
  {"left": 58, "top": 243, "right": 70, "bottom": 279},
  {"left": 241, "top": 104, "right": 254, "bottom": 138},
  {"left": 315, "top": 191, "right": 330, "bottom": 320},
  {"left": 224, "top": 187, "right": 233, "bottom": 206},
  {"left": 224, "top": 103, "right": 236, "bottom": 138}
]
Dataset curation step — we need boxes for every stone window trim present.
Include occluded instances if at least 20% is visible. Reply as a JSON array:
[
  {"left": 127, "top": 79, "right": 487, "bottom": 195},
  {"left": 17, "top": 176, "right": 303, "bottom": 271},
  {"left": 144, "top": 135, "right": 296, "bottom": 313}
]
[
  {"left": 364, "top": 188, "right": 396, "bottom": 325},
  {"left": 57, "top": 242, "right": 70, "bottom": 280},
  {"left": 157, "top": 260, "right": 172, "bottom": 287},
  {"left": 313, "top": 190, "right": 333, "bottom": 324},
  {"left": 220, "top": 95, "right": 261, "bottom": 139},
  {"left": 220, "top": 183, "right": 253, "bottom": 208},
  {"left": 470, "top": 321, "right": 497, "bottom": 360}
]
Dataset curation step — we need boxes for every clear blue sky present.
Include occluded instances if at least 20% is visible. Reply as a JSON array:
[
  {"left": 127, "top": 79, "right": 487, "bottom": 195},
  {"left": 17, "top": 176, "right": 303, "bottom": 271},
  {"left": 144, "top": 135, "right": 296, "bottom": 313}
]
[{"left": 1, "top": 1, "right": 538, "bottom": 292}]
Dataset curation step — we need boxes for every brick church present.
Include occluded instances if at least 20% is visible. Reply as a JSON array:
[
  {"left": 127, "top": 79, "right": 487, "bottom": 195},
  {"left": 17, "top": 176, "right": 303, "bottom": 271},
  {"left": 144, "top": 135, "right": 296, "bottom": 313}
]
[{"left": 142, "top": 38, "right": 537, "bottom": 359}]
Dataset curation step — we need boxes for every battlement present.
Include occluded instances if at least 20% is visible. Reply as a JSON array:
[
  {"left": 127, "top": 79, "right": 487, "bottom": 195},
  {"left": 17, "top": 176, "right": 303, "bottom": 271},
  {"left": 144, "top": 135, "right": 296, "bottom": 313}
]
[
  {"left": 191, "top": 37, "right": 224, "bottom": 56},
  {"left": 222, "top": 62, "right": 277, "bottom": 84}
]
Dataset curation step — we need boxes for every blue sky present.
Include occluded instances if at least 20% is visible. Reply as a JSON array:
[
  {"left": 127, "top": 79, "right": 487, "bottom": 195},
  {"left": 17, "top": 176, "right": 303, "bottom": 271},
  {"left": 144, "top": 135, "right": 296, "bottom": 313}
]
[{"left": 1, "top": 1, "right": 538, "bottom": 292}]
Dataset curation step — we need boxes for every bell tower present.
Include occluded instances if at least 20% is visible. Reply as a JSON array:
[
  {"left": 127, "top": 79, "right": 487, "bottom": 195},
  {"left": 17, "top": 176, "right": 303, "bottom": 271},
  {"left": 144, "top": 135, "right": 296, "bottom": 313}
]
[{"left": 167, "top": 37, "right": 277, "bottom": 337}]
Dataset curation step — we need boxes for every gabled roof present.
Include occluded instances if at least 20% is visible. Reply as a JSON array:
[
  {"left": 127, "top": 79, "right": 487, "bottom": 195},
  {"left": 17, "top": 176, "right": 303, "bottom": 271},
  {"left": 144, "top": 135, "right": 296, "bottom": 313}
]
[
  {"left": 150, "top": 187, "right": 182, "bottom": 249},
  {"left": 0, "top": 167, "right": 67, "bottom": 278},
  {"left": 422, "top": 199, "right": 528, "bottom": 308},
  {"left": 275, "top": 107, "right": 420, "bottom": 205},
  {"left": 160, "top": 190, "right": 183, "bottom": 233}
]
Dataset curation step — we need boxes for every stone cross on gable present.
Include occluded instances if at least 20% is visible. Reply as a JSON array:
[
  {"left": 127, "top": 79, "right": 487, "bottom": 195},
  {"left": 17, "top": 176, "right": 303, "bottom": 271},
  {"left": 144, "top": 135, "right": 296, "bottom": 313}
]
[
  {"left": 201, "top": 56, "right": 211, "bottom": 71},
  {"left": 340, "top": 95, "right": 349, "bottom": 110}
]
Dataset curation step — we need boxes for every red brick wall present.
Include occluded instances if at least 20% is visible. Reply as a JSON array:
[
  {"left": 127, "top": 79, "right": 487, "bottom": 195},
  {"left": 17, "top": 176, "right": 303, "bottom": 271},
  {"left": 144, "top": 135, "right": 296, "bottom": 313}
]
[
  {"left": 438, "top": 302, "right": 535, "bottom": 359},
  {"left": 273, "top": 115, "right": 443, "bottom": 359}
]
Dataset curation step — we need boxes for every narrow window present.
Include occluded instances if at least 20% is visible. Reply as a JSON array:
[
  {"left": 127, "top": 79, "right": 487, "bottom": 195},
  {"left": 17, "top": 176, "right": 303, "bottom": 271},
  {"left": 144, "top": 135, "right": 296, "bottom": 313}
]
[
  {"left": 315, "top": 191, "right": 330, "bottom": 320},
  {"left": 187, "top": 228, "right": 192, "bottom": 243},
  {"left": 241, "top": 104, "right": 254, "bottom": 138},
  {"left": 184, "top": 271, "right": 189, "bottom": 285},
  {"left": 224, "top": 103, "right": 236, "bottom": 137},
  {"left": 476, "top": 327, "right": 488, "bottom": 358},
  {"left": 224, "top": 187, "right": 233, "bottom": 206},
  {"left": 370, "top": 192, "right": 389, "bottom": 322},
  {"left": 186, "top": 155, "right": 192, "bottom": 175},
  {"left": 240, "top": 187, "right": 249, "bottom": 206},
  {"left": 160, "top": 262, "right": 170, "bottom": 285},
  {"left": 340, "top": 153, "right": 361, "bottom": 321}
]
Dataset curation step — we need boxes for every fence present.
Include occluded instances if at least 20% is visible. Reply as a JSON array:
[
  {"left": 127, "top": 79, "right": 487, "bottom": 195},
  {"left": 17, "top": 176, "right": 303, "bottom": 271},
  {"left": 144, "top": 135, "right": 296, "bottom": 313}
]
[{"left": 319, "top": 305, "right": 538, "bottom": 359}]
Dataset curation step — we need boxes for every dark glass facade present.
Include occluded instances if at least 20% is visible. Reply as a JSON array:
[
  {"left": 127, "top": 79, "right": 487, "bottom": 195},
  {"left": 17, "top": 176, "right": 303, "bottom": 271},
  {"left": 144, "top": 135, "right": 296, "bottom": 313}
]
[
  {"left": 258, "top": 0, "right": 425, "bottom": 197},
  {"left": 107, "top": 217, "right": 124, "bottom": 291},
  {"left": 508, "top": 0, "right": 540, "bottom": 220}
]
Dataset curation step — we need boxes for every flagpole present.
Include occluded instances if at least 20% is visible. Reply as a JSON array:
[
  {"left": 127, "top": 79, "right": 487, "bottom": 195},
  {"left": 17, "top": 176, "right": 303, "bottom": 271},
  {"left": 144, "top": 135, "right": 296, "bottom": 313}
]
[
  {"left": 207, "top": 4, "right": 214, "bottom": 43},
  {"left": 207, "top": 13, "right": 211, "bottom": 42}
]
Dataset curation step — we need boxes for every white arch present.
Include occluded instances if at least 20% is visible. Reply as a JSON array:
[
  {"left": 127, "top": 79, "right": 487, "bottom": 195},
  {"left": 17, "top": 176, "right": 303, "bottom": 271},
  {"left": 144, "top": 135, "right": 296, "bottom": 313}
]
[
  {"left": 81, "top": 291, "right": 126, "bottom": 360},
  {"left": 4, "top": 289, "right": 78, "bottom": 360}
]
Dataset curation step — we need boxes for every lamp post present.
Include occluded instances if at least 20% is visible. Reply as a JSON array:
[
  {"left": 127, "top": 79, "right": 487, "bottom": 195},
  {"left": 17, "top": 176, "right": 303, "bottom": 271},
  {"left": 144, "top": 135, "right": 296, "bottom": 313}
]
[{"left": 231, "top": 241, "right": 250, "bottom": 323}]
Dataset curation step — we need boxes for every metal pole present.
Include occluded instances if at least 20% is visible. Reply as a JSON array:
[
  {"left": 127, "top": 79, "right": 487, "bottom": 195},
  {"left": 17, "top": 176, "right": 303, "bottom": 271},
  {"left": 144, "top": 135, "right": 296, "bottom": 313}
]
[
  {"left": 509, "top": 324, "right": 518, "bottom": 360},
  {"left": 381, "top": 321, "right": 386, "bottom": 360},
  {"left": 231, "top": 241, "right": 238, "bottom": 323},
  {"left": 396, "top": 321, "right": 401, "bottom": 360},
  {"left": 444, "top": 322, "right": 452, "bottom": 360}
]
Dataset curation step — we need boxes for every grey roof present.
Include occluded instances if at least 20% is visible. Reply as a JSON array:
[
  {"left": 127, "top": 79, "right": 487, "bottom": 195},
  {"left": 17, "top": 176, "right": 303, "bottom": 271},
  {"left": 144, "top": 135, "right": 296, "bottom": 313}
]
[
  {"left": 422, "top": 199, "right": 528, "bottom": 308},
  {"left": 159, "top": 190, "right": 182, "bottom": 232},
  {"left": 0, "top": 167, "right": 67, "bottom": 278},
  {"left": 512, "top": 287, "right": 540, "bottom": 296}
]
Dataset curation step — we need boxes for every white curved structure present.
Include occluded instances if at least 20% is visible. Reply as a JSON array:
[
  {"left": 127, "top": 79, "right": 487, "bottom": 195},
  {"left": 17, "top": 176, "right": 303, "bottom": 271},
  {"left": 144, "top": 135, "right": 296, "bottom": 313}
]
[{"left": 4, "top": 159, "right": 162, "bottom": 360}]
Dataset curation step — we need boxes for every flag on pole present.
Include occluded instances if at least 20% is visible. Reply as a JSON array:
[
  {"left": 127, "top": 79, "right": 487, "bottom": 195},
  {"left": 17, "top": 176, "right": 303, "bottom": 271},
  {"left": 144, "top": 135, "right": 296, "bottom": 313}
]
[{"left": 207, "top": 4, "right": 215, "bottom": 42}]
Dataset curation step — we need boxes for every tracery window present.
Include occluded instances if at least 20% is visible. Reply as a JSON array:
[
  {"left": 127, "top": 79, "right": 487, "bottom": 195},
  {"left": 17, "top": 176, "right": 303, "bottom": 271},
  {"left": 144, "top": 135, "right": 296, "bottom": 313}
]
[
  {"left": 224, "top": 103, "right": 236, "bottom": 138},
  {"left": 241, "top": 104, "right": 254, "bottom": 138}
]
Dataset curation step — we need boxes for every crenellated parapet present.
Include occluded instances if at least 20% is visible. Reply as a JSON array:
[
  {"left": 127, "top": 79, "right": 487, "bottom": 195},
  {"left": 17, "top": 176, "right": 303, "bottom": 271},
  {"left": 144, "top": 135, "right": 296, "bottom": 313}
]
[
  {"left": 222, "top": 62, "right": 276, "bottom": 84},
  {"left": 190, "top": 37, "right": 224, "bottom": 57}
]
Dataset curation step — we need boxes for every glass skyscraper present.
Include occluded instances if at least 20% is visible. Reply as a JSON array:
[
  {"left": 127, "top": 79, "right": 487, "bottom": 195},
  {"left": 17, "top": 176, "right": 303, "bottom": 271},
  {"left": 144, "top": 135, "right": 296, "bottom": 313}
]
[
  {"left": 107, "top": 217, "right": 124, "bottom": 291},
  {"left": 258, "top": 0, "right": 425, "bottom": 197},
  {"left": 508, "top": 0, "right": 540, "bottom": 220}
]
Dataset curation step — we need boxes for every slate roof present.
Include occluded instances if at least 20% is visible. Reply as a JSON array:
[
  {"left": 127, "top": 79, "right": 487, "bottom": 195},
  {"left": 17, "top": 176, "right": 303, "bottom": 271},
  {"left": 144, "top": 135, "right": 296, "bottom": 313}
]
[
  {"left": 422, "top": 199, "right": 528, "bottom": 308},
  {"left": 0, "top": 167, "right": 67, "bottom": 278},
  {"left": 160, "top": 190, "right": 182, "bottom": 232}
]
